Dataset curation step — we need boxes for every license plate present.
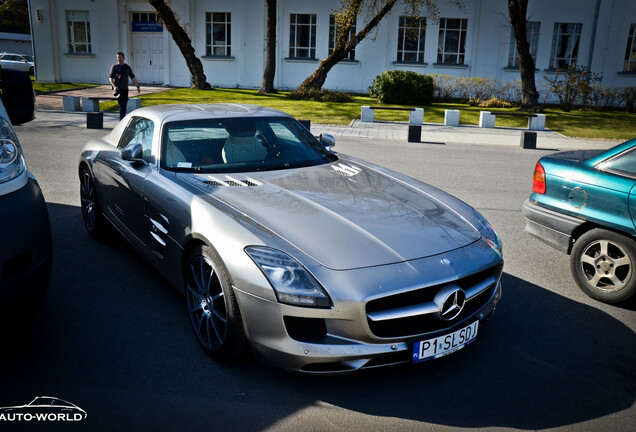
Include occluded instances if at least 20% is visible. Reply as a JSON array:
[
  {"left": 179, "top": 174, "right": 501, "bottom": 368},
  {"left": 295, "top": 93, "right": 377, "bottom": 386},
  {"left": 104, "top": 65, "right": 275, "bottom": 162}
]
[{"left": 412, "top": 321, "right": 479, "bottom": 363}]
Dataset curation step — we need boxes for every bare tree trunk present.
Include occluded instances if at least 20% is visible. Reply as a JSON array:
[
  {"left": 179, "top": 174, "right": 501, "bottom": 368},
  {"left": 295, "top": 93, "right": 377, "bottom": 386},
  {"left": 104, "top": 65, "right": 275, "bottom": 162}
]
[
  {"left": 259, "top": 0, "right": 277, "bottom": 94},
  {"left": 148, "top": 0, "right": 210, "bottom": 90},
  {"left": 298, "top": 0, "right": 398, "bottom": 91},
  {"left": 508, "top": 0, "right": 539, "bottom": 111}
]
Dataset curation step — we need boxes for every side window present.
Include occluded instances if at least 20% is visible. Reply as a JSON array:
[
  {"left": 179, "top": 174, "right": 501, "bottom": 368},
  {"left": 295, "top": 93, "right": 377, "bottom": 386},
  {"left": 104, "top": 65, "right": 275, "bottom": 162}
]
[
  {"left": 118, "top": 116, "right": 154, "bottom": 163},
  {"left": 599, "top": 149, "right": 636, "bottom": 178}
]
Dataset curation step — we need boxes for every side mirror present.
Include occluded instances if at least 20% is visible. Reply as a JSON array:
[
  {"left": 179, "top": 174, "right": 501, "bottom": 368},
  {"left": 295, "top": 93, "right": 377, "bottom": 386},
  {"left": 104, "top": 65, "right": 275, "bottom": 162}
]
[
  {"left": 121, "top": 142, "right": 145, "bottom": 163},
  {"left": 319, "top": 133, "right": 335, "bottom": 152}
]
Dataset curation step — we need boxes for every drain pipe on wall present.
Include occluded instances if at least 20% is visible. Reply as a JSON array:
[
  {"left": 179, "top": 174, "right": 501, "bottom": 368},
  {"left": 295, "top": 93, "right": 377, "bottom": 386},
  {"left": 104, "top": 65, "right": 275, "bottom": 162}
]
[{"left": 587, "top": 0, "right": 602, "bottom": 70}]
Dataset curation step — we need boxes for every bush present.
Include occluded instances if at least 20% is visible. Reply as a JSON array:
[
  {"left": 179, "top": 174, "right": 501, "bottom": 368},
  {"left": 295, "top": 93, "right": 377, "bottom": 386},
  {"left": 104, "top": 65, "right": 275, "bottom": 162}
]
[
  {"left": 543, "top": 66, "right": 601, "bottom": 112},
  {"left": 469, "top": 97, "right": 513, "bottom": 108},
  {"left": 286, "top": 88, "right": 355, "bottom": 103},
  {"left": 589, "top": 84, "right": 623, "bottom": 111},
  {"left": 368, "top": 70, "right": 434, "bottom": 105},
  {"left": 621, "top": 87, "right": 636, "bottom": 113}
]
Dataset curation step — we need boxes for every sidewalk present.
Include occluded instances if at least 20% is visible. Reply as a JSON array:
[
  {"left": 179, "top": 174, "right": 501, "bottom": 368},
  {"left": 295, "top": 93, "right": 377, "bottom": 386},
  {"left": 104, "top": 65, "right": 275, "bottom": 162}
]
[
  {"left": 34, "top": 87, "right": 619, "bottom": 151},
  {"left": 35, "top": 85, "right": 167, "bottom": 110}
]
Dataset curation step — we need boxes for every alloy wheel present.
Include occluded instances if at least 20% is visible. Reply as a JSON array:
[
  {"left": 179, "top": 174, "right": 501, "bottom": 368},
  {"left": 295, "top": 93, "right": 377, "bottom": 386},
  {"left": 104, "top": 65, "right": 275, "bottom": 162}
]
[
  {"left": 186, "top": 255, "right": 228, "bottom": 351},
  {"left": 578, "top": 239, "right": 632, "bottom": 293},
  {"left": 80, "top": 170, "right": 98, "bottom": 232}
]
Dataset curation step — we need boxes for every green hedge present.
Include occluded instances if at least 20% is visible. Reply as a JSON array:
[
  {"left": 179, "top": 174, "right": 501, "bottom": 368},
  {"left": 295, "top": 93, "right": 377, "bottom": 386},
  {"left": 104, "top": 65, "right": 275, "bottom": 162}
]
[{"left": 369, "top": 70, "right": 434, "bottom": 106}]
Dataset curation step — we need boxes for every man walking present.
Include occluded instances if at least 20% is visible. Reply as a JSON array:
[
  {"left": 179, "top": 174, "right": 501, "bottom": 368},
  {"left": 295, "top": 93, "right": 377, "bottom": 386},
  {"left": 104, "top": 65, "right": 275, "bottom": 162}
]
[{"left": 109, "top": 52, "right": 140, "bottom": 120}]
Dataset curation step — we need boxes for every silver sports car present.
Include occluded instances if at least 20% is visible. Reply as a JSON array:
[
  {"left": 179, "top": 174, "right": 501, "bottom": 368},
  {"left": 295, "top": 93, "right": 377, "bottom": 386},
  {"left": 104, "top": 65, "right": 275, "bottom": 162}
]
[{"left": 79, "top": 104, "right": 503, "bottom": 374}]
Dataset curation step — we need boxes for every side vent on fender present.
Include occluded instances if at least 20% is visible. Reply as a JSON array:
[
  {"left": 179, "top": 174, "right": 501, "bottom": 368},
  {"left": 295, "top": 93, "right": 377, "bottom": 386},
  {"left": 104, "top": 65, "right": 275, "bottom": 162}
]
[
  {"left": 202, "top": 176, "right": 262, "bottom": 187},
  {"left": 331, "top": 163, "right": 361, "bottom": 177}
]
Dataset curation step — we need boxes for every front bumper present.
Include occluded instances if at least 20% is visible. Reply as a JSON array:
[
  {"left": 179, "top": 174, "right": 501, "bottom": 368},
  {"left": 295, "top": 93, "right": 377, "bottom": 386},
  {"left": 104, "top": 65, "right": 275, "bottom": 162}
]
[
  {"left": 0, "top": 178, "right": 52, "bottom": 325},
  {"left": 234, "top": 245, "right": 503, "bottom": 374},
  {"left": 522, "top": 199, "right": 584, "bottom": 254}
]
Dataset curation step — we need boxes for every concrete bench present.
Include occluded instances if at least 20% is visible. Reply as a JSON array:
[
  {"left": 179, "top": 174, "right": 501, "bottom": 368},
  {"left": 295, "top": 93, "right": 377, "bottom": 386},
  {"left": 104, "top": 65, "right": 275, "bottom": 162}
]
[
  {"left": 361, "top": 106, "right": 423, "bottom": 125},
  {"left": 126, "top": 98, "right": 142, "bottom": 113},
  {"left": 444, "top": 109, "right": 460, "bottom": 126},
  {"left": 479, "top": 111, "right": 546, "bottom": 131},
  {"left": 62, "top": 96, "right": 81, "bottom": 111},
  {"left": 82, "top": 96, "right": 141, "bottom": 113}
]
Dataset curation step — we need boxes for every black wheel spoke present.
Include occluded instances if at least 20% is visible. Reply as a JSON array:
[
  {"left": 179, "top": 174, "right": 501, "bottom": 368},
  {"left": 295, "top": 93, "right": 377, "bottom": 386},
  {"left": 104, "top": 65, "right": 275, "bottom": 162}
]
[{"left": 185, "top": 252, "right": 228, "bottom": 352}]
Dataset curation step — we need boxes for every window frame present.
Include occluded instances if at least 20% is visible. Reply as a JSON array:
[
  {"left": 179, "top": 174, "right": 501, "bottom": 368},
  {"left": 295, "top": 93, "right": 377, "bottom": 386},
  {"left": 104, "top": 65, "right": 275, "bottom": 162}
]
[
  {"left": 289, "top": 14, "right": 317, "bottom": 59},
  {"left": 329, "top": 15, "right": 356, "bottom": 60},
  {"left": 437, "top": 18, "right": 467, "bottom": 65},
  {"left": 206, "top": 12, "right": 232, "bottom": 57},
  {"left": 623, "top": 23, "right": 636, "bottom": 73},
  {"left": 397, "top": 16, "right": 426, "bottom": 64},
  {"left": 66, "top": 10, "right": 92, "bottom": 54},
  {"left": 549, "top": 22, "right": 582, "bottom": 70},
  {"left": 507, "top": 21, "right": 540, "bottom": 68},
  {"left": 118, "top": 116, "right": 155, "bottom": 163},
  {"left": 598, "top": 147, "right": 636, "bottom": 180}
]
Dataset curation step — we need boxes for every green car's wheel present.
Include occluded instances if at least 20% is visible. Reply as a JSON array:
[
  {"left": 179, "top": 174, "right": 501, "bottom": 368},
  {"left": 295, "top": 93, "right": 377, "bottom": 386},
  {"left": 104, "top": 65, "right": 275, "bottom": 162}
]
[{"left": 570, "top": 228, "right": 636, "bottom": 304}]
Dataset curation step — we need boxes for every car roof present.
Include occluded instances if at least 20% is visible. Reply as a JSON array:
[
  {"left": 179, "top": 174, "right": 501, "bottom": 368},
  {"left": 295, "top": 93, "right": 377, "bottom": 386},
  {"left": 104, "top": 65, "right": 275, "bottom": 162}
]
[{"left": 132, "top": 103, "right": 291, "bottom": 123}]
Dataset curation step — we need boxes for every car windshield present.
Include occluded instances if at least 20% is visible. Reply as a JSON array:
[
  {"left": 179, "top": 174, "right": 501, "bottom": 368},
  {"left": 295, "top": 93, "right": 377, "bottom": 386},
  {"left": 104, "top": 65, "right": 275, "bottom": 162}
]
[{"left": 162, "top": 117, "right": 334, "bottom": 173}]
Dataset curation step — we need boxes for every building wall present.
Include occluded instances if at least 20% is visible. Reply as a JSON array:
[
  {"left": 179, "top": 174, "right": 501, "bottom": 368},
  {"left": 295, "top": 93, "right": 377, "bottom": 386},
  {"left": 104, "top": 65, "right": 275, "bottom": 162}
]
[
  {"left": 28, "top": 0, "right": 636, "bottom": 92},
  {"left": 0, "top": 32, "right": 33, "bottom": 55}
]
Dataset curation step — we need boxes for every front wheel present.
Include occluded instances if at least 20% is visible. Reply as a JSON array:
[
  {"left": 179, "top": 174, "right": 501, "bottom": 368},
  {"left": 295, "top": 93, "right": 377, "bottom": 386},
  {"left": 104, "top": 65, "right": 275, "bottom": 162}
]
[
  {"left": 185, "top": 245, "right": 246, "bottom": 360},
  {"left": 80, "top": 167, "right": 108, "bottom": 238},
  {"left": 570, "top": 229, "right": 636, "bottom": 304}
]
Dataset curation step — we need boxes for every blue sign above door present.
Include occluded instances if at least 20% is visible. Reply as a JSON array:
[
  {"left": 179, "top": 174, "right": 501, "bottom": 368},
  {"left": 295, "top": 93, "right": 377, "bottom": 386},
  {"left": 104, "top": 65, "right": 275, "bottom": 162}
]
[{"left": 132, "top": 21, "right": 163, "bottom": 32}]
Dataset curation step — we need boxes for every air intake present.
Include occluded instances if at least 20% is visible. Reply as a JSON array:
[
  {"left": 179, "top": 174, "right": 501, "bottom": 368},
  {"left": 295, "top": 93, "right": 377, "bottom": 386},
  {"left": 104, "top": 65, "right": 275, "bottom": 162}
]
[{"left": 202, "top": 176, "right": 262, "bottom": 187}]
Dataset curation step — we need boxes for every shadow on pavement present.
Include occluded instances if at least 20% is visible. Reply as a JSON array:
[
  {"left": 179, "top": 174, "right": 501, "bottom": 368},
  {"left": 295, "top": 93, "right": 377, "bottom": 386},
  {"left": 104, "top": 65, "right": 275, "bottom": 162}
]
[{"left": 1, "top": 203, "right": 634, "bottom": 431}]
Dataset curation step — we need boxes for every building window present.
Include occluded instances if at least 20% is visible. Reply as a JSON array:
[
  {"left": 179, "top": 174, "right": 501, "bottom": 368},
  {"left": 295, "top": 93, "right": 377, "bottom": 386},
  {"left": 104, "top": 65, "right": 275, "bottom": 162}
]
[
  {"left": 206, "top": 13, "right": 231, "bottom": 56},
  {"left": 508, "top": 21, "right": 540, "bottom": 68},
  {"left": 624, "top": 23, "right": 636, "bottom": 72},
  {"left": 437, "top": 18, "right": 467, "bottom": 64},
  {"left": 397, "top": 16, "right": 426, "bottom": 63},
  {"left": 289, "top": 14, "right": 316, "bottom": 59},
  {"left": 66, "top": 10, "right": 91, "bottom": 54},
  {"left": 329, "top": 15, "right": 356, "bottom": 60},
  {"left": 132, "top": 12, "right": 159, "bottom": 22},
  {"left": 549, "top": 23, "right": 582, "bottom": 69}
]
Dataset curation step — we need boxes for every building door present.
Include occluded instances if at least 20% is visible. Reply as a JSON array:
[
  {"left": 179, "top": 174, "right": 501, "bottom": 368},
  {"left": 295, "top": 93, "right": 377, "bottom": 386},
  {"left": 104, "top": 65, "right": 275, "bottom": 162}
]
[{"left": 131, "top": 12, "right": 164, "bottom": 84}]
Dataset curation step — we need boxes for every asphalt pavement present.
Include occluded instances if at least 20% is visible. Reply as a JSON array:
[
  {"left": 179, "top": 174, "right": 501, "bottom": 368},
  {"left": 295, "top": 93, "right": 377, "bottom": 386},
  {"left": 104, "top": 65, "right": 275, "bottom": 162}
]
[
  {"left": 5, "top": 103, "right": 635, "bottom": 432},
  {"left": 34, "top": 86, "right": 618, "bottom": 151}
]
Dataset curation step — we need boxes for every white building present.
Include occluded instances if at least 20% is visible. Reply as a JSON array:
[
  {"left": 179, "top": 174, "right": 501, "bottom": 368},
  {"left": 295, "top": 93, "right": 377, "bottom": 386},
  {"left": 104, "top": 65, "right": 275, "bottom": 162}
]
[{"left": 28, "top": 0, "right": 636, "bottom": 93}]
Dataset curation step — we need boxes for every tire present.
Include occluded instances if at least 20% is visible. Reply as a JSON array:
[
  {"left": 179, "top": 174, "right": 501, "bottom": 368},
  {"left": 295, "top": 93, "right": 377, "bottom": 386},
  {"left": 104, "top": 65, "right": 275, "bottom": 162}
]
[
  {"left": 79, "top": 167, "right": 108, "bottom": 238},
  {"left": 185, "top": 245, "right": 246, "bottom": 360},
  {"left": 570, "top": 228, "right": 636, "bottom": 304}
]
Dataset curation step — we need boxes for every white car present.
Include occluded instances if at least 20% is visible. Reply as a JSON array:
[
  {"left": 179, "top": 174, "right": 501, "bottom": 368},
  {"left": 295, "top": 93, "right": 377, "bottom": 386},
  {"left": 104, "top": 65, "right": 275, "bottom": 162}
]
[{"left": 0, "top": 53, "right": 34, "bottom": 75}]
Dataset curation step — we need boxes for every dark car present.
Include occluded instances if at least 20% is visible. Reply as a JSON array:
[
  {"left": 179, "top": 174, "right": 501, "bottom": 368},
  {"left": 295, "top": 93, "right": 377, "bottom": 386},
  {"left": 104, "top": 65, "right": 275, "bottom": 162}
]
[
  {"left": 0, "top": 90, "right": 51, "bottom": 326},
  {"left": 0, "top": 66, "right": 37, "bottom": 125},
  {"left": 523, "top": 138, "right": 636, "bottom": 304}
]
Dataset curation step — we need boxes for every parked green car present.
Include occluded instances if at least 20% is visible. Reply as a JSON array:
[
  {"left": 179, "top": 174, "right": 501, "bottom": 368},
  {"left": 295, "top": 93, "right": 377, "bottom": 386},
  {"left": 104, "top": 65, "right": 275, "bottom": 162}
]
[{"left": 523, "top": 138, "right": 636, "bottom": 304}]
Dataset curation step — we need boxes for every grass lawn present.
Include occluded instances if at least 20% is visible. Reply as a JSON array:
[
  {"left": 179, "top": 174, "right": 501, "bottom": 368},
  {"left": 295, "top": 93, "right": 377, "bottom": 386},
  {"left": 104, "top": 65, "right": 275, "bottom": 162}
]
[
  {"left": 45, "top": 84, "right": 635, "bottom": 141},
  {"left": 33, "top": 82, "right": 100, "bottom": 93}
]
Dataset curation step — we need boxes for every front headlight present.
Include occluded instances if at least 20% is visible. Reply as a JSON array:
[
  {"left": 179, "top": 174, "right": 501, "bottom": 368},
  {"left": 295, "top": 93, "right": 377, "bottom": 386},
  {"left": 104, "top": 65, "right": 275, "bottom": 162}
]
[
  {"left": 0, "top": 117, "right": 25, "bottom": 185},
  {"left": 473, "top": 210, "right": 503, "bottom": 257},
  {"left": 245, "top": 246, "right": 331, "bottom": 308}
]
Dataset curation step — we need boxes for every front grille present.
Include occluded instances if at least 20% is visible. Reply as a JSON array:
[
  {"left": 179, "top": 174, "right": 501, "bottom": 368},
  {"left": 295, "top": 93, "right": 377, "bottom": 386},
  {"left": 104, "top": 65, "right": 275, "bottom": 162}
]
[
  {"left": 366, "top": 264, "right": 502, "bottom": 338},
  {"left": 284, "top": 316, "right": 327, "bottom": 342}
]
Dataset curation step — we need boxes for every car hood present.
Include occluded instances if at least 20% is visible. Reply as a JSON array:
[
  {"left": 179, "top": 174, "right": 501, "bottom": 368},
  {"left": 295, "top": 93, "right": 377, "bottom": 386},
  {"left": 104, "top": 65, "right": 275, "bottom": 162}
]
[{"left": 180, "top": 161, "right": 480, "bottom": 270}]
